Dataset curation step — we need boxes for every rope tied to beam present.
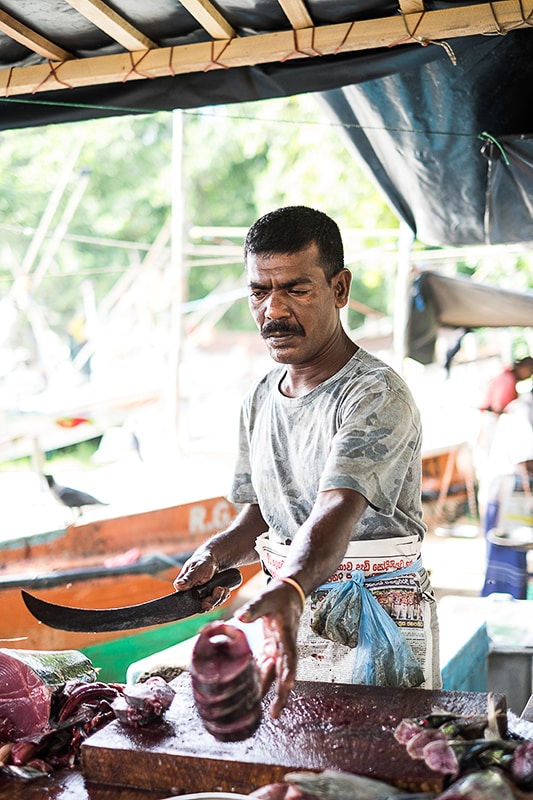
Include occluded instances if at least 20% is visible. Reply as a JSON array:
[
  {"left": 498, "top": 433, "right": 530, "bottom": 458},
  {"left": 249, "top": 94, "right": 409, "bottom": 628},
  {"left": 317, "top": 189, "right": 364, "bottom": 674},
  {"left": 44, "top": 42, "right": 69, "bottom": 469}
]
[
  {"left": 309, "top": 27, "right": 324, "bottom": 57},
  {"left": 333, "top": 21, "right": 355, "bottom": 55},
  {"left": 488, "top": 1, "right": 505, "bottom": 31},
  {"left": 4, "top": 67, "right": 14, "bottom": 97},
  {"left": 203, "top": 39, "right": 232, "bottom": 71},
  {"left": 168, "top": 46, "right": 176, "bottom": 77},
  {"left": 482, "top": 0, "right": 533, "bottom": 33},
  {"left": 122, "top": 51, "right": 154, "bottom": 82},
  {"left": 387, "top": 11, "right": 457, "bottom": 65},
  {"left": 32, "top": 61, "right": 73, "bottom": 94},
  {"left": 281, "top": 28, "right": 323, "bottom": 61},
  {"left": 518, "top": 0, "right": 533, "bottom": 24}
]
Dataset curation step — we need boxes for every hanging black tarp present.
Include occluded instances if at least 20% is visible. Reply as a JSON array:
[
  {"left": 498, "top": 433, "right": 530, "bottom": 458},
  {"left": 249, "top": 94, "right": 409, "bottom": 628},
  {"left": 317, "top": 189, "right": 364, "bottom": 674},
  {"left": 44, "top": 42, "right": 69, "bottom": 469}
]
[
  {"left": 320, "top": 29, "right": 533, "bottom": 248},
  {"left": 0, "top": 39, "right": 456, "bottom": 131},
  {"left": 406, "top": 271, "right": 533, "bottom": 364},
  {"left": 483, "top": 135, "right": 533, "bottom": 245}
]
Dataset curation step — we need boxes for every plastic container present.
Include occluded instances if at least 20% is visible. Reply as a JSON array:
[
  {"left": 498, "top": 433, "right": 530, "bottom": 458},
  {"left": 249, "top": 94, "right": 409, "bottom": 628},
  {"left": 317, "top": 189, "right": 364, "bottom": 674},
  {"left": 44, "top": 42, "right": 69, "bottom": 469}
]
[{"left": 162, "top": 794, "right": 251, "bottom": 799}]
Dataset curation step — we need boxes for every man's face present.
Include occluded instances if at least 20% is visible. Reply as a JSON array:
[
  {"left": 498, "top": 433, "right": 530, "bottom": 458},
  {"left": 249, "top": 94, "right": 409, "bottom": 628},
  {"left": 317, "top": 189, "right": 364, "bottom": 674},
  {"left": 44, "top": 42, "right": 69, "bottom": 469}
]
[{"left": 246, "top": 243, "right": 349, "bottom": 365}]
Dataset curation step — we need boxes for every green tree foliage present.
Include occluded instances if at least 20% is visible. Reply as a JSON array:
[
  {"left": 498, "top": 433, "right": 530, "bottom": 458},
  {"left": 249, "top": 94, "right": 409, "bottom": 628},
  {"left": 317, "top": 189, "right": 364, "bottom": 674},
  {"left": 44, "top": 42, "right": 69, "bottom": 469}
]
[
  {"left": 1, "top": 94, "right": 397, "bottom": 347},
  {"left": 1, "top": 93, "right": 531, "bottom": 364},
  {"left": 181, "top": 95, "right": 399, "bottom": 329},
  {"left": 0, "top": 113, "right": 173, "bottom": 330},
  {"left": 182, "top": 96, "right": 397, "bottom": 229}
]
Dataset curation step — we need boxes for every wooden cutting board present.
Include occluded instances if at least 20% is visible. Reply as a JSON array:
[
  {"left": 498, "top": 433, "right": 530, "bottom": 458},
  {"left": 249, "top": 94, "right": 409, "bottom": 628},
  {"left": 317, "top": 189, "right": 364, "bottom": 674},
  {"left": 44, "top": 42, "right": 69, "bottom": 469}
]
[{"left": 82, "top": 674, "right": 506, "bottom": 796}]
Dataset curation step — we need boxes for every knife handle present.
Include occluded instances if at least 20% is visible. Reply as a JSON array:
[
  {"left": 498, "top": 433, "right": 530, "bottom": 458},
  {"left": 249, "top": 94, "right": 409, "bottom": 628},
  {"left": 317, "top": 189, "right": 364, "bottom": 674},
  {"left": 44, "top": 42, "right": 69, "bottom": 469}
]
[{"left": 194, "top": 568, "right": 242, "bottom": 600}]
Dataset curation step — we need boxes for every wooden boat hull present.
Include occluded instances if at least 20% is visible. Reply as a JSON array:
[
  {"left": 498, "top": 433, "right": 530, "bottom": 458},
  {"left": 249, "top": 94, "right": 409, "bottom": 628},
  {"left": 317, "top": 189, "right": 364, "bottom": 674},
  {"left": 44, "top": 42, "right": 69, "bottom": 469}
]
[
  {"left": 0, "top": 496, "right": 260, "bottom": 680},
  {"left": 1, "top": 495, "right": 238, "bottom": 566}
]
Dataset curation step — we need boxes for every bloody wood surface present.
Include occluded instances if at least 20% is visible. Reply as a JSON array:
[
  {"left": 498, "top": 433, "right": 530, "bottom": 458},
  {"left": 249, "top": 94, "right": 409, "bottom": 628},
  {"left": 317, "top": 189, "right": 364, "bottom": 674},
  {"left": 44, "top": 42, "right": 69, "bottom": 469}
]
[
  {"left": 82, "top": 675, "right": 507, "bottom": 796},
  {"left": 0, "top": 769, "right": 169, "bottom": 799}
]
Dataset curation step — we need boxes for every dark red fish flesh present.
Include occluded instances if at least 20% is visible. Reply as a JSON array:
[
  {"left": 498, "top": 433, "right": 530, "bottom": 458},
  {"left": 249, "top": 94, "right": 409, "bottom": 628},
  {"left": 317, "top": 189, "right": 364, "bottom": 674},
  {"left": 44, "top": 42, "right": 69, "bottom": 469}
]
[{"left": 190, "top": 621, "right": 262, "bottom": 742}]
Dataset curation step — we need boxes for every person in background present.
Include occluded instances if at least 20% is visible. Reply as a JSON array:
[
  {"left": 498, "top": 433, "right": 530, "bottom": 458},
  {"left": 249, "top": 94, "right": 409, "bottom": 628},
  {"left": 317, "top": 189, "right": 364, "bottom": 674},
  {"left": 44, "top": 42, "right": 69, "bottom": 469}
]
[
  {"left": 477, "top": 357, "right": 533, "bottom": 527},
  {"left": 173, "top": 206, "right": 440, "bottom": 718},
  {"left": 480, "top": 356, "right": 533, "bottom": 415},
  {"left": 481, "top": 386, "right": 533, "bottom": 598}
]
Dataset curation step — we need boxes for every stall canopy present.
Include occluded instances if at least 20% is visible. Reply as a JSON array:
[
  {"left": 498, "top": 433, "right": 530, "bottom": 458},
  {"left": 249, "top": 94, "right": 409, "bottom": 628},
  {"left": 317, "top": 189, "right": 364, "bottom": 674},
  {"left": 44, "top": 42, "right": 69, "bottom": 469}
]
[
  {"left": 0, "top": 1, "right": 532, "bottom": 247},
  {"left": 406, "top": 271, "right": 533, "bottom": 365}
]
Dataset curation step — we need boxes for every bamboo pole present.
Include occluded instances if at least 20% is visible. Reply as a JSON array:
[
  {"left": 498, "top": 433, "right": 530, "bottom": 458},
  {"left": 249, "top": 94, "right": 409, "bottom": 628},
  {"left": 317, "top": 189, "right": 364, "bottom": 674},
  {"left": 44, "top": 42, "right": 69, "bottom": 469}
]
[
  {"left": 392, "top": 221, "right": 415, "bottom": 375},
  {"left": 167, "top": 109, "right": 186, "bottom": 455}
]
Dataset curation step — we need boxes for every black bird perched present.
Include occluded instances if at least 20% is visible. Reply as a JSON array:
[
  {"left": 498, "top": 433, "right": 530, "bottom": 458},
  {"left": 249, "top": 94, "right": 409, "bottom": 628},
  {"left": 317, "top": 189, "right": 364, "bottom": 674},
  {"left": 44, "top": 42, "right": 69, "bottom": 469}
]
[{"left": 45, "top": 474, "right": 108, "bottom": 517}]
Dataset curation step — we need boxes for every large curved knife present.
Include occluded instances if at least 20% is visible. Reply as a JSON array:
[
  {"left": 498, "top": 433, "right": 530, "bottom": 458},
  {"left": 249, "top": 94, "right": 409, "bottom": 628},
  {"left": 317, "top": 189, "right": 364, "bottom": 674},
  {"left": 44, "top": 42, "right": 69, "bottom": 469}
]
[{"left": 21, "top": 568, "right": 242, "bottom": 632}]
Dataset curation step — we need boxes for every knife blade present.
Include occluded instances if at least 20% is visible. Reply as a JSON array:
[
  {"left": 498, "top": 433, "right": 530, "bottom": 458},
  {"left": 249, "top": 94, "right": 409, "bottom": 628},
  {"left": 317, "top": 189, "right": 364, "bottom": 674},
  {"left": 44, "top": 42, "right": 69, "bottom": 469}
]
[{"left": 21, "top": 568, "right": 242, "bottom": 632}]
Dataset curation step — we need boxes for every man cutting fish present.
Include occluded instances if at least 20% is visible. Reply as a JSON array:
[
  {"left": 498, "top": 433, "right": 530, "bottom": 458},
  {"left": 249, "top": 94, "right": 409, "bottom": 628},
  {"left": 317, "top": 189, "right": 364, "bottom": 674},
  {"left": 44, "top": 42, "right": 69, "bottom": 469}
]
[{"left": 174, "top": 206, "right": 440, "bottom": 718}]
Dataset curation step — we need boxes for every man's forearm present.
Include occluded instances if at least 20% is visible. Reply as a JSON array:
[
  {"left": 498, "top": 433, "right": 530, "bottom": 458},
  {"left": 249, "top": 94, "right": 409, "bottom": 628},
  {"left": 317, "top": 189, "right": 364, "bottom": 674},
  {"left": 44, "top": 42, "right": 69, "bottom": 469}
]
[
  {"left": 279, "top": 488, "right": 367, "bottom": 596},
  {"left": 202, "top": 503, "right": 268, "bottom": 569}
]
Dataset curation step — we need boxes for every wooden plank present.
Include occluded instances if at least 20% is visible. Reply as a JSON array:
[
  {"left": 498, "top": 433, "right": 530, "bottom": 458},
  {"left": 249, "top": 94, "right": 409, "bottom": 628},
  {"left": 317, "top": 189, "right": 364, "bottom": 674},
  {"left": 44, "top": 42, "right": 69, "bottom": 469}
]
[
  {"left": 399, "top": 0, "right": 427, "bottom": 13},
  {"left": 180, "top": 0, "right": 236, "bottom": 39},
  {"left": 82, "top": 675, "right": 507, "bottom": 795},
  {"left": 277, "top": 0, "right": 314, "bottom": 29},
  {"left": 62, "top": 0, "right": 157, "bottom": 50},
  {"left": 0, "top": 10, "right": 72, "bottom": 61},
  {"left": 1, "top": 0, "right": 532, "bottom": 97}
]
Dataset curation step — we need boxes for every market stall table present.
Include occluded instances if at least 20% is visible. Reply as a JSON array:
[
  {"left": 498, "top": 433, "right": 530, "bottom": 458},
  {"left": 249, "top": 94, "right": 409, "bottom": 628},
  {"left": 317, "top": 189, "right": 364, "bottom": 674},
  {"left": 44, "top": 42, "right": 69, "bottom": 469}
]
[
  {"left": 82, "top": 678, "right": 505, "bottom": 796},
  {"left": 0, "top": 680, "right": 515, "bottom": 799}
]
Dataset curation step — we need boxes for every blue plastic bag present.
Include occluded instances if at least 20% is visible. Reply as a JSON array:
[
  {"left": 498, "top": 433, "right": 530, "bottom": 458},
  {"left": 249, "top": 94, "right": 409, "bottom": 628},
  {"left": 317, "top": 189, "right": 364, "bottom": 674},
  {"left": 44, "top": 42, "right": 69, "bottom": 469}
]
[
  {"left": 310, "top": 579, "right": 362, "bottom": 648},
  {"left": 311, "top": 571, "right": 424, "bottom": 687}
]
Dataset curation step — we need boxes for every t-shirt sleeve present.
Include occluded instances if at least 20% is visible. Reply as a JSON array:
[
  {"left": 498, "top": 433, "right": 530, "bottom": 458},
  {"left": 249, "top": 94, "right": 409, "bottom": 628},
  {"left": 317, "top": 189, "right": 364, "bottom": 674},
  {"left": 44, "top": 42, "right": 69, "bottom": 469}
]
[
  {"left": 228, "top": 397, "right": 258, "bottom": 505},
  {"left": 317, "top": 381, "right": 421, "bottom": 517}
]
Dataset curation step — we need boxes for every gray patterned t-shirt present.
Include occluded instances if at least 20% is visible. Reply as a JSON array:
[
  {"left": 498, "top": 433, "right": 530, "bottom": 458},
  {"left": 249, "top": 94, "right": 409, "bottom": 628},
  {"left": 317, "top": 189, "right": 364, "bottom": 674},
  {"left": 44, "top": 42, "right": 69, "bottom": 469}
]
[{"left": 229, "top": 348, "right": 426, "bottom": 545}]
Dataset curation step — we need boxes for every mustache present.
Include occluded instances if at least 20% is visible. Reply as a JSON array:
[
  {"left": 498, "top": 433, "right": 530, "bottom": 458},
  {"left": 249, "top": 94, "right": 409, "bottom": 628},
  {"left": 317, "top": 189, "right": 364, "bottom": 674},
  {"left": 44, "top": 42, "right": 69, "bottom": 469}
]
[{"left": 261, "top": 321, "right": 305, "bottom": 338}]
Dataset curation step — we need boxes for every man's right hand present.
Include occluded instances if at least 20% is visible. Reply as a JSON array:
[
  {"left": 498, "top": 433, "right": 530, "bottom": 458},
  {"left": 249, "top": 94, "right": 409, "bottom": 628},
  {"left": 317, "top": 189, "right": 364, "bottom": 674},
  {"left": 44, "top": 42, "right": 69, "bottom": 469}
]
[
  {"left": 173, "top": 503, "right": 268, "bottom": 612},
  {"left": 173, "top": 550, "right": 230, "bottom": 611}
]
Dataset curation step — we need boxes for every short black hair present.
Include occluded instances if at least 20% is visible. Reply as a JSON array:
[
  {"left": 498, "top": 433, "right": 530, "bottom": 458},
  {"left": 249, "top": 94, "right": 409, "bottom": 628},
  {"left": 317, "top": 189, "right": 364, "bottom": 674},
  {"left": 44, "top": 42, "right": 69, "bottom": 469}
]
[
  {"left": 514, "top": 356, "right": 533, "bottom": 371},
  {"left": 244, "top": 206, "right": 344, "bottom": 281}
]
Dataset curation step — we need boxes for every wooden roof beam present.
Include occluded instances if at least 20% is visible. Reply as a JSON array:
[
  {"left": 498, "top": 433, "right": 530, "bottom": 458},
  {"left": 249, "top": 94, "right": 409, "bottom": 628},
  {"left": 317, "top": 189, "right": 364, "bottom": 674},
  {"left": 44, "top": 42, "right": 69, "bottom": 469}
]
[
  {"left": 180, "top": 0, "right": 236, "bottom": 39},
  {"left": 1, "top": 0, "right": 532, "bottom": 97},
  {"left": 0, "top": 10, "right": 72, "bottom": 61},
  {"left": 276, "top": 0, "right": 314, "bottom": 29},
  {"left": 62, "top": 0, "right": 157, "bottom": 50},
  {"left": 398, "top": 0, "right": 426, "bottom": 13}
]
